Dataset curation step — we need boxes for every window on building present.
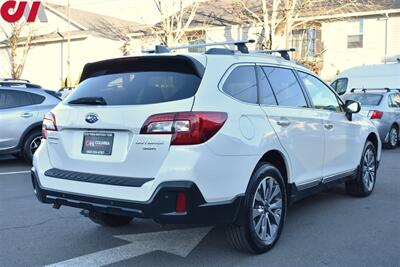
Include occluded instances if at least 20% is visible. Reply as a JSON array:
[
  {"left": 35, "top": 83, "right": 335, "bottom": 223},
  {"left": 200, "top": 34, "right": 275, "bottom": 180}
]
[
  {"left": 186, "top": 30, "right": 206, "bottom": 53},
  {"left": 347, "top": 19, "right": 364, "bottom": 48},
  {"left": 291, "top": 28, "right": 320, "bottom": 58}
]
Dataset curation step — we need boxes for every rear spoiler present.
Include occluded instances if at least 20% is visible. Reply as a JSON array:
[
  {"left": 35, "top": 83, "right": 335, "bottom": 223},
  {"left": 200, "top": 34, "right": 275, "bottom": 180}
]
[{"left": 79, "top": 55, "right": 205, "bottom": 83}]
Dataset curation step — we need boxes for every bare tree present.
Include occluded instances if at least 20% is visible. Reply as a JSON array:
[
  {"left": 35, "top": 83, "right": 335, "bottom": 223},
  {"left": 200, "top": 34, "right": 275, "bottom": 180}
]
[
  {"left": 0, "top": 22, "right": 35, "bottom": 79},
  {"left": 232, "top": 0, "right": 383, "bottom": 50},
  {"left": 152, "top": 0, "right": 199, "bottom": 46},
  {"left": 234, "top": 0, "right": 283, "bottom": 49}
]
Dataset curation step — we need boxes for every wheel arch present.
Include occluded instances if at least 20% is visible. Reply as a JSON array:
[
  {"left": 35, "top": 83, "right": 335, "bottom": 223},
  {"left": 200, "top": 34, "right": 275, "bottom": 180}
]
[
  {"left": 256, "top": 150, "right": 291, "bottom": 185},
  {"left": 18, "top": 122, "right": 42, "bottom": 148},
  {"left": 367, "top": 132, "right": 379, "bottom": 150}
]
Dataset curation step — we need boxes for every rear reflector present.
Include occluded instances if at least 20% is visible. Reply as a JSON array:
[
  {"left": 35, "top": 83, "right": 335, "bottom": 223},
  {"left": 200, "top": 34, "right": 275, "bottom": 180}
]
[
  {"left": 140, "top": 112, "right": 228, "bottom": 145},
  {"left": 176, "top": 192, "right": 187, "bottom": 213},
  {"left": 369, "top": 110, "right": 383, "bottom": 120}
]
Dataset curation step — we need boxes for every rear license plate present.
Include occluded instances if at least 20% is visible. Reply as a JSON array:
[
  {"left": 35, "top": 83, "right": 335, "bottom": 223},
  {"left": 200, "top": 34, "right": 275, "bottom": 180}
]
[{"left": 82, "top": 132, "right": 114, "bottom": 156}]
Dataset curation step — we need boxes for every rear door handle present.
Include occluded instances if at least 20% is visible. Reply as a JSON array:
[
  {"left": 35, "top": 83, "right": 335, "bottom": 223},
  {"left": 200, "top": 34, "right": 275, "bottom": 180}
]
[
  {"left": 324, "top": 124, "right": 334, "bottom": 130},
  {"left": 21, "top": 113, "right": 33, "bottom": 118},
  {"left": 277, "top": 120, "right": 291, "bottom": 127}
]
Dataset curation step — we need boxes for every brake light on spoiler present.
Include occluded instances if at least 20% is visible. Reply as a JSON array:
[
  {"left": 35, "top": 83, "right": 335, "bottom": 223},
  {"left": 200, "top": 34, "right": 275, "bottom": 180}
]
[{"left": 140, "top": 112, "right": 228, "bottom": 145}]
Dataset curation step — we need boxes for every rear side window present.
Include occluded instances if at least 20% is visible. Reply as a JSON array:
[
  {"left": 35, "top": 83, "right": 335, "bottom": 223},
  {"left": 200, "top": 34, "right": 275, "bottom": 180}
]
[
  {"left": 389, "top": 94, "right": 400, "bottom": 108},
  {"left": 344, "top": 94, "right": 383, "bottom": 106},
  {"left": 30, "top": 93, "right": 45, "bottom": 104},
  {"left": 262, "top": 67, "right": 308, "bottom": 108},
  {"left": 67, "top": 57, "right": 202, "bottom": 105},
  {"left": 0, "top": 90, "right": 33, "bottom": 109},
  {"left": 222, "top": 66, "right": 258, "bottom": 104}
]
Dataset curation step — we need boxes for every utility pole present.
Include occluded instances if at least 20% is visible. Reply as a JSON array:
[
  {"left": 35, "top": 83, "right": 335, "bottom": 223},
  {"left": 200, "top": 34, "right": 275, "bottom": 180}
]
[
  {"left": 378, "top": 14, "right": 389, "bottom": 64},
  {"left": 57, "top": 30, "right": 64, "bottom": 87},
  {"left": 67, "top": 0, "right": 71, "bottom": 87}
]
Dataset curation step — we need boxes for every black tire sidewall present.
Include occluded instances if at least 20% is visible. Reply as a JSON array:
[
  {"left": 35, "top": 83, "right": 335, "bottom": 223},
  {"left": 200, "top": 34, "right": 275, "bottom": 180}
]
[
  {"left": 359, "top": 141, "right": 377, "bottom": 194},
  {"left": 388, "top": 126, "right": 398, "bottom": 149},
  {"left": 23, "top": 130, "right": 42, "bottom": 162},
  {"left": 244, "top": 163, "right": 287, "bottom": 253}
]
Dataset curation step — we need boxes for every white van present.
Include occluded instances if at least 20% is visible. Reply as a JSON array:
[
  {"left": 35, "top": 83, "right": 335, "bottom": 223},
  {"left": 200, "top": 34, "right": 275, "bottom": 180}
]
[{"left": 331, "top": 63, "right": 400, "bottom": 95}]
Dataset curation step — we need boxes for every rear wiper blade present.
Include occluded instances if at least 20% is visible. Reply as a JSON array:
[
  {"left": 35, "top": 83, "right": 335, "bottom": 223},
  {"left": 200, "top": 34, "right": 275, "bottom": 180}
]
[{"left": 68, "top": 97, "right": 107, "bottom": 105}]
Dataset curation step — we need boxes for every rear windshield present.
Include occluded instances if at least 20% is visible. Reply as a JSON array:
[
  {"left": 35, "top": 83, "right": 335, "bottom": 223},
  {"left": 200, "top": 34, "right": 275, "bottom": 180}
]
[
  {"left": 66, "top": 57, "right": 202, "bottom": 106},
  {"left": 344, "top": 94, "right": 383, "bottom": 106}
]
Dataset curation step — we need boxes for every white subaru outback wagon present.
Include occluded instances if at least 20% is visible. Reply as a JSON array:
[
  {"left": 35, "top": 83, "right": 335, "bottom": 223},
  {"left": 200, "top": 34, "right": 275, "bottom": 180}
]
[{"left": 32, "top": 41, "right": 381, "bottom": 254}]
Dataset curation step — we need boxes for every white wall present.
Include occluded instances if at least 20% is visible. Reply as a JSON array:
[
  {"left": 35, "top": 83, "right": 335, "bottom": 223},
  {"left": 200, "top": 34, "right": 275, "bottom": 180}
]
[
  {"left": 321, "top": 15, "right": 400, "bottom": 80},
  {"left": 0, "top": 36, "right": 124, "bottom": 89}
]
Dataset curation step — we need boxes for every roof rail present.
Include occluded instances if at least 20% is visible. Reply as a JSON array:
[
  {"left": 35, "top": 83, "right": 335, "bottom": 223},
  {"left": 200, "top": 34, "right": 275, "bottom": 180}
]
[
  {"left": 143, "top": 39, "right": 255, "bottom": 54},
  {"left": 350, "top": 88, "right": 400, "bottom": 93},
  {"left": 255, "top": 48, "right": 296, "bottom": 60},
  {"left": 1, "top": 78, "right": 31, "bottom": 83}
]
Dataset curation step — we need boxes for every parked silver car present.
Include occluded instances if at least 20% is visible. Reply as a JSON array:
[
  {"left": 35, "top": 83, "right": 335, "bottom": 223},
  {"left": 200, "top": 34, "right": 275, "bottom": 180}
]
[
  {"left": 0, "top": 87, "right": 60, "bottom": 161},
  {"left": 344, "top": 88, "right": 400, "bottom": 149}
]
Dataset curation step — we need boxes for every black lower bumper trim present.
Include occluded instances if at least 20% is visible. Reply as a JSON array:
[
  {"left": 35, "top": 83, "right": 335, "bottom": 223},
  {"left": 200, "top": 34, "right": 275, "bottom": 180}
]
[
  {"left": 44, "top": 168, "right": 153, "bottom": 187},
  {"left": 32, "top": 170, "right": 244, "bottom": 225}
]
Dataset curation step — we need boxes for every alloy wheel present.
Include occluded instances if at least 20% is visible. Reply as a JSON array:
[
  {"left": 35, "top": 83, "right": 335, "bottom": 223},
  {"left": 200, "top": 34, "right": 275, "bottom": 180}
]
[
  {"left": 252, "top": 176, "right": 283, "bottom": 245},
  {"left": 389, "top": 128, "right": 398, "bottom": 147},
  {"left": 30, "top": 136, "right": 42, "bottom": 156},
  {"left": 362, "top": 147, "right": 376, "bottom": 192}
]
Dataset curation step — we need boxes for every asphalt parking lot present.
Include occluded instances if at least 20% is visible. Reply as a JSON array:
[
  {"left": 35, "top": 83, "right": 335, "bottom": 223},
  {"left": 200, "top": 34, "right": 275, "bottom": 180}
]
[{"left": 1, "top": 151, "right": 399, "bottom": 267}]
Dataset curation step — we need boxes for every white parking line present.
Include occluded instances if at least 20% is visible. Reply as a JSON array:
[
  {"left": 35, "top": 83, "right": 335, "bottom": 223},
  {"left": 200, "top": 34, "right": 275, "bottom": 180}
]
[{"left": 0, "top": 171, "right": 31, "bottom": 176}]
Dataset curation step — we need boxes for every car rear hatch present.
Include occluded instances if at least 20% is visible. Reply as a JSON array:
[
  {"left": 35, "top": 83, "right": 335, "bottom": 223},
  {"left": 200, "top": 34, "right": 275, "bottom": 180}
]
[
  {"left": 343, "top": 93, "right": 384, "bottom": 117},
  {"left": 45, "top": 55, "right": 206, "bottom": 180}
]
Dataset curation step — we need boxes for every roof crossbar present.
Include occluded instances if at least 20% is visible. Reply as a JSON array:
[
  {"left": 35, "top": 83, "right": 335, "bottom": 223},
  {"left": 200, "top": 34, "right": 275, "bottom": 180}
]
[
  {"left": 350, "top": 88, "right": 400, "bottom": 93},
  {"left": 143, "top": 39, "right": 255, "bottom": 54},
  {"left": 255, "top": 48, "right": 296, "bottom": 60}
]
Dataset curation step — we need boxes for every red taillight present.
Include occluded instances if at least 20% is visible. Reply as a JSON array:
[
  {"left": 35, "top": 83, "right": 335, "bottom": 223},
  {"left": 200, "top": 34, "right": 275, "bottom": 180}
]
[
  {"left": 42, "top": 112, "right": 57, "bottom": 139},
  {"left": 369, "top": 110, "right": 383, "bottom": 120},
  {"left": 176, "top": 192, "right": 187, "bottom": 213},
  {"left": 140, "top": 112, "right": 228, "bottom": 145}
]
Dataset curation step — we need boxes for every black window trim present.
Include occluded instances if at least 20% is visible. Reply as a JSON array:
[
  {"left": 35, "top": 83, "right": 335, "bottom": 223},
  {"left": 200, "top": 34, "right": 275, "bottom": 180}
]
[
  {"left": 295, "top": 70, "right": 345, "bottom": 113},
  {"left": 256, "top": 65, "right": 278, "bottom": 106},
  {"left": 218, "top": 63, "right": 260, "bottom": 106},
  {"left": 256, "top": 64, "right": 311, "bottom": 109}
]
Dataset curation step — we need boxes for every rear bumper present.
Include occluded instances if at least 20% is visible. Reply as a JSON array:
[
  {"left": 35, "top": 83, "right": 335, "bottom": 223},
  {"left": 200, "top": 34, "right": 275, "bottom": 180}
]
[
  {"left": 31, "top": 168, "right": 244, "bottom": 225},
  {"left": 371, "top": 121, "right": 390, "bottom": 143}
]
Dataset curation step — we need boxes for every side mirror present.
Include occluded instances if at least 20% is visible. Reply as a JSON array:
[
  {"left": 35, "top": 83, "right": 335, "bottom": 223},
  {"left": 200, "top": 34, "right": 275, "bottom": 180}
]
[{"left": 344, "top": 100, "right": 361, "bottom": 121}]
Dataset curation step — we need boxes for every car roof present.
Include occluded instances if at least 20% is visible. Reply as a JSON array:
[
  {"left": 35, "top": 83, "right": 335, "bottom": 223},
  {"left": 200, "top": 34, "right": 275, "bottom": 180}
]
[
  {"left": 85, "top": 52, "right": 311, "bottom": 74},
  {"left": 0, "top": 86, "right": 61, "bottom": 99}
]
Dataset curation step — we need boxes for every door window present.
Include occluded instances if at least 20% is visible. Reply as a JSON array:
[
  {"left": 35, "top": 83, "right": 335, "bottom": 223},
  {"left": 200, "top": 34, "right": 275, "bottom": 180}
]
[
  {"left": 298, "top": 72, "right": 342, "bottom": 112},
  {"left": 257, "top": 67, "right": 277, "bottom": 106},
  {"left": 0, "top": 90, "right": 33, "bottom": 109},
  {"left": 389, "top": 94, "right": 400, "bottom": 108},
  {"left": 262, "top": 67, "right": 308, "bottom": 108},
  {"left": 222, "top": 66, "right": 258, "bottom": 104},
  {"left": 334, "top": 78, "right": 348, "bottom": 95}
]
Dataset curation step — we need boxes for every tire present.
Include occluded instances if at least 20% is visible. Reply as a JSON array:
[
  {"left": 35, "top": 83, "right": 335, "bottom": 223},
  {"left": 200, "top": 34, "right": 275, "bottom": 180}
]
[
  {"left": 346, "top": 141, "right": 377, "bottom": 197},
  {"left": 22, "top": 130, "right": 42, "bottom": 163},
  {"left": 386, "top": 126, "right": 398, "bottom": 149},
  {"left": 88, "top": 210, "right": 133, "bottom": 227},
  {"left": 225, "top": 163, "right": 287, "bottom": 254}
]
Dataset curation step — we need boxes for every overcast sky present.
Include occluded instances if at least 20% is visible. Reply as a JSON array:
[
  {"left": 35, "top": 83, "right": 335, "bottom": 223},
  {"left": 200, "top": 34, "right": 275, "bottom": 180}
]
[{"left": 45, "top": 0, "right": 198, "bottom": 25}]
